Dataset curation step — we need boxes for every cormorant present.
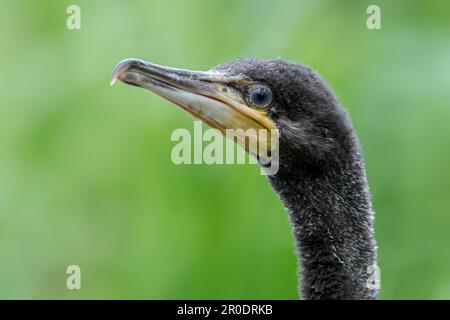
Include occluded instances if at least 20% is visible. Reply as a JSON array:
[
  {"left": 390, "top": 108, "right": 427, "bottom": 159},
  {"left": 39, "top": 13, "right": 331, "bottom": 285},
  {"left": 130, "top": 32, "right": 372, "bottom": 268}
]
[{"left": 111, "top": 58, "right": 379, "bottom": 300}]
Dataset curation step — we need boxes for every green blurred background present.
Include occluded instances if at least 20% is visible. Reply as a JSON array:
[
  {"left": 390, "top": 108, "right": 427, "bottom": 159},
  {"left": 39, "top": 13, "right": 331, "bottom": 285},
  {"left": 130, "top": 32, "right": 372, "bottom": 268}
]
[{"left": 0, "top": 0, "right": 449, "bottom": 299}]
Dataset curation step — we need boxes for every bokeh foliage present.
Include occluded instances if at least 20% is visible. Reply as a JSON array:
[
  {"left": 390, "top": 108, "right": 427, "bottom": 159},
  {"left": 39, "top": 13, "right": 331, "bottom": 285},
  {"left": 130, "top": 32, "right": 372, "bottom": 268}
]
[{"left": 0, "top": 0, "right": 449, "bottom": 299}]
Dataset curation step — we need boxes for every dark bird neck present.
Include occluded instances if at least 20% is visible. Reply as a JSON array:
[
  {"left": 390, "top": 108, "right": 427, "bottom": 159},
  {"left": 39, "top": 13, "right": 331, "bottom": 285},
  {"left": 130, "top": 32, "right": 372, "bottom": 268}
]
[{"left": 268, "top": 131, "right": 379, "bottom": 300}]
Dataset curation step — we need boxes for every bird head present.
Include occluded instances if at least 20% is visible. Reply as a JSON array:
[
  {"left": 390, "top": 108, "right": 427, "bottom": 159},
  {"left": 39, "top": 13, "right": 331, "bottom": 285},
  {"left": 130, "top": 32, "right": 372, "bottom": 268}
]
[{"left": 111, "top": 58, "right": 354, "bottom": 171}]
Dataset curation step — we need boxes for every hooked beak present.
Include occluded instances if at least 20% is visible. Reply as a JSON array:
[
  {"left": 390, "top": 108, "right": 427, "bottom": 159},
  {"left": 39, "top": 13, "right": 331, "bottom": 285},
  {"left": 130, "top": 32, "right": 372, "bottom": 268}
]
[{"left": 111, "top": 58, "right": 277, "bottom": 157}]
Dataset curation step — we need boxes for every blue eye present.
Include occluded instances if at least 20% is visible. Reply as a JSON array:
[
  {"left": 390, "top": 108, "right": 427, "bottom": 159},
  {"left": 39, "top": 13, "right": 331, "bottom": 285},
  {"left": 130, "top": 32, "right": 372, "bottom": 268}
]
[{"left": 249, "top": 87, "right": 272, "bottom": 107}]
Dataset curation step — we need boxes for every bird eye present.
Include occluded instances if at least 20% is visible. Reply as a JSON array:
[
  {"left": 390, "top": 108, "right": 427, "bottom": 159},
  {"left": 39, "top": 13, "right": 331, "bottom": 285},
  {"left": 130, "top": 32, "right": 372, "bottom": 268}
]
[{"left": 249, "top": 86, "right": 272, "bottom": 108}]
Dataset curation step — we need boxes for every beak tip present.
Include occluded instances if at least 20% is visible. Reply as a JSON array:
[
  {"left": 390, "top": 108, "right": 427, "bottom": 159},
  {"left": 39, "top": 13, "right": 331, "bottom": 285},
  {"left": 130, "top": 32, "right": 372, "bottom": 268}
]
[{"left": 111, "top": 58, "right": 142, "bottom": 86}]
